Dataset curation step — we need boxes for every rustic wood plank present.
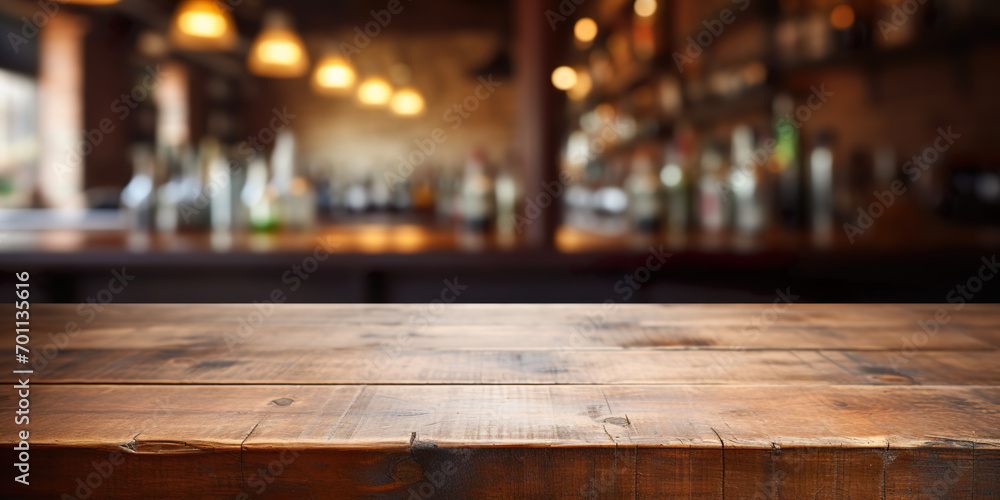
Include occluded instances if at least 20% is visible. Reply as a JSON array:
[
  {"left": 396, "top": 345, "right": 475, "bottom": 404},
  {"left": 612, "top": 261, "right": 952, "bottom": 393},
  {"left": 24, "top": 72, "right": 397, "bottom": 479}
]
[
  {"left": 4, "top": 347, "right": 1000, "bottom": 386},
  {"left": 4, "top": 304, "right": 996, "bottom": 353},
  {"left": 2, "top": 384, "right": 999, "bottom": 498},
  {"left": 15, "top": 303, "right": 997, "bottom": 328}
]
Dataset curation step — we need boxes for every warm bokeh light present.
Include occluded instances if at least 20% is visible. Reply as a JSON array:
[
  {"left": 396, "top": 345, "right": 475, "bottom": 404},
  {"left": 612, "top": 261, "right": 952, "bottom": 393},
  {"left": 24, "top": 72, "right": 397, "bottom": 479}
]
[
  {"left": 390, "top": 87, "right": 426, "bottom": 116},
  {"left": 179, "top": 12, "right": 225, "bottom": 38},
  {"left": 551, "top": 66, "right": 578, "bottom": 91},
  {"left": 567, "top": 68, "right": 592, "bottom": 101},
  {"left": 312, "top": 55, "right": 356, "bottom": 94},
  {"left": 574, "top": 18, "right": 598, "bottom": 43},
  {"left": 258, "top": 40, "right": 301, "bottom": 64},
  {"left": 59, "top": 0, "right": 120, "bottom": 4},
  {"left": 170, "top": 0, "right": 237, "bottom": 51},
  {"left": 634, "top": 0, "right": 657, "bottom": 18},
  {"left": 357, "top": 77, "right": 393, "bottom": 106},
  {"left": 830, "top": 4, "right": 856, "bottom": 30},
  {"left": 247, "top": 11, "right": 309, "bottom": 78}
]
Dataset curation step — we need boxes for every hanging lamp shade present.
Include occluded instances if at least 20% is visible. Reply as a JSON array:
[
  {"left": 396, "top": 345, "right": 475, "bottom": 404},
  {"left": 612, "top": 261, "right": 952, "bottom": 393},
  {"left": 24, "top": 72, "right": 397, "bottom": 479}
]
[
  {"left": 356, "top": 77, "right": 393, "bottom": 107},
  {"left": 247, "top": 11, "right": 309, "bottom": 78},
  {"left": 312, "top": 54, "right": 356, "bottom": 95},
  {"left": 169, "top": 0, "right": 238, "bottom": 51},
  {"left": 390, "top": 87, "right": 425, "bottom": 116}
]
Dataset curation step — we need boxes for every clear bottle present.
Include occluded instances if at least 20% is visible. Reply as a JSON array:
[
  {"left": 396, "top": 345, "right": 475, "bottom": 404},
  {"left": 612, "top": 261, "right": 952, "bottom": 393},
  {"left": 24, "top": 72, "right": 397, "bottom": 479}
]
[
  {"left": 660, "top": 138, "right": 690, "bottom": 234},
  {"left": 176, "top": 143, "right": 209, "bottom": 231},
  {"left": 809, "top": 131, "right": 835, "bottom": 243},
  {"left": 459, "top": 149, "right": 495, "bottom": 230},
  {"left": 121, "top": 144, "right": 156, "bottom": 231},
  {"left": 240, "top": 158, "right": 279, "bottom": 231},
  {"left": 626, "top": 154, "right": 662, "bottom": 231},
  {"left": 697, "top": 142, "right": 728, "bottom": 232},
  {"left": 270, "top": 129, "right": 315, "bottom": 228},
  {"left": 494, "top": 164, "right": 518, "bottom": 235},
  {"left": 209, "top": 148, "right": 233, "bottom": 233},
  {"left": 730, "top": 125, "right": 765, "bottom": 234},
  {"left": 154, "top": 145, "right": 187, "bottom": 232}
]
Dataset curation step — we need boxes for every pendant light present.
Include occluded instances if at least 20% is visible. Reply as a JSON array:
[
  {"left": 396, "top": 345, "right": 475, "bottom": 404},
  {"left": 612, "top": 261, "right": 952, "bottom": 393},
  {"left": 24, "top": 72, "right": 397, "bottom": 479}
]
[
  {"left": 248, "top": 10, "right": 309, "bottom": 78},
  {"left": 357, "top": 77, "right": 393, "bottom": 107},
  {"left": 169, "top": 0, "right": 238, "bottom": 51},
  {"left": 312, "top": 51, "right": 356, "bottom": 96},
  {"left": 390, "top": 87, "right": 425, "bottom": 116}
]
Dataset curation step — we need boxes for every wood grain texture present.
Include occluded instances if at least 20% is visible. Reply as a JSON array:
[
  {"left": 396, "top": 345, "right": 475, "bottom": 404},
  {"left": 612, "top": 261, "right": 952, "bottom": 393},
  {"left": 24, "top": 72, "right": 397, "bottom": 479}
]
[{"left": 0, "top": 304, "right": 998, "bottom": 498}]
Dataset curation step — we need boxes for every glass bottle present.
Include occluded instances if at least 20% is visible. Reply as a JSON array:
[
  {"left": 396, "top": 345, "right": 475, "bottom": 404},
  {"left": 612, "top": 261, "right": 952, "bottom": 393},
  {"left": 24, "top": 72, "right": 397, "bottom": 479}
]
[{"left": 459, "top": 149, "right": 494, "bottom": 230}]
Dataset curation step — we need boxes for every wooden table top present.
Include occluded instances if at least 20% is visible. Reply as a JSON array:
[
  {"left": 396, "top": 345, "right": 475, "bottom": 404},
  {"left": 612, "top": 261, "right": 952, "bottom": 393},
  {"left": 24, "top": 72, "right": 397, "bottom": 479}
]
[{"left": 2, "top": 304, "right": 999, "bottom": 498}]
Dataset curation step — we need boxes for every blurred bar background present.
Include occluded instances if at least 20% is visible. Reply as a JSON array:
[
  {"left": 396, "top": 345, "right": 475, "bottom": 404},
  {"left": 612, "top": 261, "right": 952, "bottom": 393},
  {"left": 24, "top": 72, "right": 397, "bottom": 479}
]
[{"left": 1, "top": 0, "right": 999, "bottom": 302}]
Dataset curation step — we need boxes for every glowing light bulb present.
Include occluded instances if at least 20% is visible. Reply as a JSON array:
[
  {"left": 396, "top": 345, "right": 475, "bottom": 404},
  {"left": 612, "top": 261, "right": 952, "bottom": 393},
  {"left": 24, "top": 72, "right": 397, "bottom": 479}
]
[
  {"left": 390, "top": 87, "right": 426, "bottom": 116},
  {"left": 247, "top": 11, "right": 309, "bottom": 78},
  {"left": 312, "top": 56, "right": 356, "bottom": 94},
  {"left": 551, "top": 66, "right": 578, "bottom": 91},
  {"left": 357, "top": 77, "right": 393, "bottom": 106},
  {"left": 259, "top": 40, "right": 300, "bottom": 64},
  {"left": 634, "top": 0, "right": 657, "bottom": 18},
  {"left": 574, "top": 18, "right": 598, "bottom": 43},
  {"left": 170, "top": 0, "right": 237, "bottom": 50}
]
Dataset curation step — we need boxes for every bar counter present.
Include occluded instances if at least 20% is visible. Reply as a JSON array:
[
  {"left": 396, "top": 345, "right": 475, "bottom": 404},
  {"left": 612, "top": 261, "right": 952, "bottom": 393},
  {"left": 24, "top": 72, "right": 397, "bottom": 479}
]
[{"left": 2, "top": 223, "right": 999, "bottom": 303}]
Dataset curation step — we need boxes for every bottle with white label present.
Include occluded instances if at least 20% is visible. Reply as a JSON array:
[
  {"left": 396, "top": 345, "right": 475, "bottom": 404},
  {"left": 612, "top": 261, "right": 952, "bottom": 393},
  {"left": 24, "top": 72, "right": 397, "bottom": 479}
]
[
  {"left": 730, "top": 125, "right": 765, "bottom": 234},
  {"left": 459, "top": 149, "right": 494, "bottom": 230},
  {"left": 809, "top": 131, "right": 834, "bottom": 243},
  {"left": 121, "top": 144, "right": 156, "bottom": 231}
]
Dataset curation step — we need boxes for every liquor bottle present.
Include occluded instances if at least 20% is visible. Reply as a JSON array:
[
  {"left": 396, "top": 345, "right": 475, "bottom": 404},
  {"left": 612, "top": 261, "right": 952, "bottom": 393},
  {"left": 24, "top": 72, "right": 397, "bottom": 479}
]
[
  {"left": 435, "top": 166, "right": 456, "bottom": 220},
  {"left": 270, "top": 129, "right": 314, "bottom": 228},
  {"left": 284, "top": 176, "right": 316, "bottom": 229},
  {"left": 458, "top": 149, "right": 494, "bottom": 230},
  {"left": 154, "top": 145, "right": 187, "bottom": 232},
  {"left": 808, "top": 131, "right": 834, "bottom": 242},
  {"left": 625, "top": 154, "right": 662, "bottom": 231},
  {"left": 343, "top": 174, "right": 370, "bottom": 213},
  {"left": 389, "top": 173, "right": 413, "bottom": 212},
  {"left": 729, "top": 125, "right": 765, "bottom": 234},
  {"left": 660, "top": 127, "right": 694, "bottom": 235},
  {"left": 660, "top": 143, "right": 686, "bottom": 234},
  {"left": 773, "top": 94, "right": 802, "bottom": 228},
  {"left": 175, "top": 143, "right": 209, "bottom": 231},
  {"left": 208, "top": 147, "right": 233, "bottom": 233},
  {"left": 412, "top": 170, "right": 435, "bottom": 214},
  {"left": 121, "top": 144, "right": 156, "bottom": 231},
  {"left": 240, "top": 158, "right": 279, "bottom": 231},
  {"left": 494, "top": 164, "right": 518, "bottom": 235},
  {"left": 697, "top": 141, "right": 728, "bottom": 232}
]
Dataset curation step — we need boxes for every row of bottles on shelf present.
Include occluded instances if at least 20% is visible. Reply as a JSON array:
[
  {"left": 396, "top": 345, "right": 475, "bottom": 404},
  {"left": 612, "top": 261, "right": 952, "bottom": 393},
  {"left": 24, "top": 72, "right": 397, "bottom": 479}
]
[
  {"left": 121, "top": 130, "right": 317, "bottom": 232},
  {"left": 560, "top": 92, "right": 953, "bottom": 240},
  {"left": 324, "top": 148, "right": 519, "bottom": 230},
  {"left": 120, "top": 131, "right": 521, "bottom": 233}
]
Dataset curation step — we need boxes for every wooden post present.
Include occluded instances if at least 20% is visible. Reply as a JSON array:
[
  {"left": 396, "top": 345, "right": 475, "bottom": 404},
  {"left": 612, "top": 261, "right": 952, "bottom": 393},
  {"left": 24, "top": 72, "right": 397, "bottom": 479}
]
[{"left": 515, "top": 0, "right": 560, "bottom": 248}]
